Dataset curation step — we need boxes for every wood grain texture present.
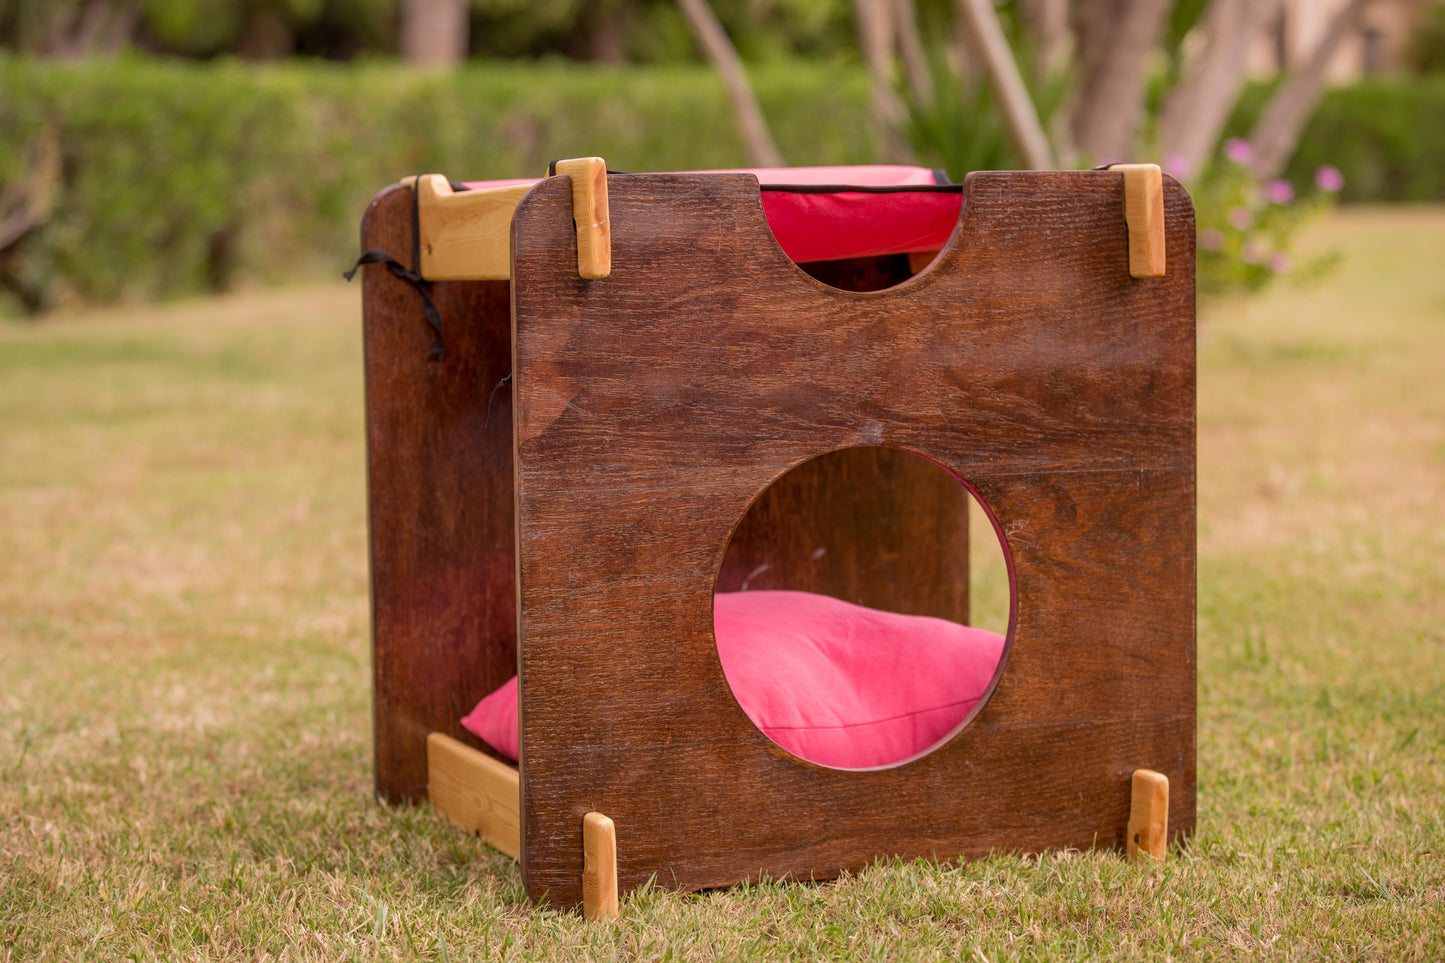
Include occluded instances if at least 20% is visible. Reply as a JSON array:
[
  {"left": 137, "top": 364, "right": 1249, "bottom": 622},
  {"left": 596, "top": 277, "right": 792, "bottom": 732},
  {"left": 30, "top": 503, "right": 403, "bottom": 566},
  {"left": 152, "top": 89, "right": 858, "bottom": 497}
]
[
  {"left": 427, "top": 733, "right": 522, "bottom": 859},
  {"left": 415, "top": 174, "right": 531, "bottom": 281},
  {"left": 581, "top": 812, "right": 620, "bottom": 920},
  {"left": 1127, "top": 768, "right": 1169, "bottom": 862},
  {"left": 715, "top": 445, "right": 972, "bottom": 624},
  {"left": 361, "top": 185, "right": 518, "bottom": 802},
  {"left": 508, "top": 169, "right": 1196, "bottom": 906}
]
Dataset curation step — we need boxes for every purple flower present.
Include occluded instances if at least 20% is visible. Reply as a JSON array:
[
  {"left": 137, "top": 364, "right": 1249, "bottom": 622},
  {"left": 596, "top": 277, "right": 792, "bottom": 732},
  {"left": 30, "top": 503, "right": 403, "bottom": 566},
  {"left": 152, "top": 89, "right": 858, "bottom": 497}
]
[
  {"left": 1265, "top": 179, "right": 1295, "bottom": 205},
  {"left": 1224, "top": 138, "right": 1255, "bottom": 165},
  {"left": 1269, "top": 251, "right": 1291, "bottom": 274},
  {"left": 1241, "top": 242, "right": 1264, "bottom": 265},
  {"left": 1314, "top": 165, "right": 1345, "bottom": 192},
  {"left": 1200, "top": 228, "right": 1224, "bottom": 250},
  {"left": 1228, "top": 206, "right": 1255, "bottom": 231},
  {"left": 1163, "top": 151, "right": 1190, "bottom": 180}
]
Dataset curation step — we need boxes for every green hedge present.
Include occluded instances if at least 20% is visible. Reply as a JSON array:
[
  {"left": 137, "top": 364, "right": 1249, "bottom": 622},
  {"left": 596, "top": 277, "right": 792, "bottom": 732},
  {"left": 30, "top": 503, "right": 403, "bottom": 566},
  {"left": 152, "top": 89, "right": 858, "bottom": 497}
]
[
  {"left": 1285, "top": 78, "right": 1445, "bottom": 203},
  {"left": 3, "top": 56, "right": 1443, "bottom": 314},
  {"left": 1228, "top": 76, "right": 1445, "bottom": 203},
  {"left": 0, "top": 56, "right": 878, "bottom": 313}
]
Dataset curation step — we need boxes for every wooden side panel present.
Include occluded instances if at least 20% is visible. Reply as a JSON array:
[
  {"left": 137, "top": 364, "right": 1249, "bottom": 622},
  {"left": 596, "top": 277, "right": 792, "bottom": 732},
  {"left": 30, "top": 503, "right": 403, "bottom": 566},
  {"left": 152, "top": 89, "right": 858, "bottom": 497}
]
[
  {"left": 716, "top": 446, "right": 971, "bottom": 624},
  {"left": 510, "top": 170, "right": 1196, "bottom": 906},
  {"left": 361, "top": 185, "right": 518, "bottom": 802}
]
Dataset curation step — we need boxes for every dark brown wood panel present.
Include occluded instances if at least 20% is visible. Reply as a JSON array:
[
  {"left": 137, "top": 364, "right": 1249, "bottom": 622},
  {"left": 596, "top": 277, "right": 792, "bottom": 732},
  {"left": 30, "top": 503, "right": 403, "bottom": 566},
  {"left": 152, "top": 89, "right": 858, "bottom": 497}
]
[
  {"left": 716, "top": 445, "right": 971, "bottom": 624},
  {"left": 360, "top": 185, "right": 518, "bottom": 802},
  {"left": 509, "top": 170, "right": 1196, "bottom": 905}
]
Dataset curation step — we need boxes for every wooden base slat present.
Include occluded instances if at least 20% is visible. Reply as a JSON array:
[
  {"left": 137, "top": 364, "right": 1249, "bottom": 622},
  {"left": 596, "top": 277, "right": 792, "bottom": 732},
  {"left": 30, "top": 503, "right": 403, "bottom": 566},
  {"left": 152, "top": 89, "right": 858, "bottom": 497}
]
[{"left": 426, "top": 733, "right": 521, "bottom": 860}]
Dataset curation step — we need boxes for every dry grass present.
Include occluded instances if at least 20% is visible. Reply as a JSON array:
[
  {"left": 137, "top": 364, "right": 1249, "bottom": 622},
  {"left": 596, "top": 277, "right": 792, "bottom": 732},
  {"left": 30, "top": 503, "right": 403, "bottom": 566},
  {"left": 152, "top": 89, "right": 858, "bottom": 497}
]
[{"left": 2, "top": 208, "right": 1444, "bottom": 960}]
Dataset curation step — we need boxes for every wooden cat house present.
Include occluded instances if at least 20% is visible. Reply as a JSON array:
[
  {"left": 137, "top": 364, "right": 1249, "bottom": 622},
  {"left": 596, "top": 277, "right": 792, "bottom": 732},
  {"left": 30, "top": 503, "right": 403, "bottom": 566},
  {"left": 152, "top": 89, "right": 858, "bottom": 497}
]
[{"left": 355, "top": 159, "right": 1196, "bottom": 918}]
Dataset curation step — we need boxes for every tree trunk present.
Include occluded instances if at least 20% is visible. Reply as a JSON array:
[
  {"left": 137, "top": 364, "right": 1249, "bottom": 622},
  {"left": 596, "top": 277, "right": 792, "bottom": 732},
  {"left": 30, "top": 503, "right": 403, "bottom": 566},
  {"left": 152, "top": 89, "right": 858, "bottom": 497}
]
[
  {"left": 0, "top": 126, "right": 60, "bottom": 254},
  {"left": 400, "top": 0, "right": 467, "bottom": 67},
  {"left": 1248, "top": 0, "right": 1372, "bottom": 180},
  {"left": 1017, "top": 0, "right": 1070, "bottom": 79},
  {"left": 1068, "top": 0, "right": 1174, "bottom": 164},
  {"left": 892, "top": 0, "right": 934, "bottom": 105},
  {"left": 41, "top": 0, "right": 140, "bottom": 59},
  {"left": 953, "top": 0, "right": 1055, "bottom": 170},
  {"left": 676, "top": 0, "right": 786, "bottom": 168},
  {"left": 854, "top": 0, "right": 911, "bottom": 162},
  {"left": 1156, "top": 0, "right": 1281, "bottom": 177}
]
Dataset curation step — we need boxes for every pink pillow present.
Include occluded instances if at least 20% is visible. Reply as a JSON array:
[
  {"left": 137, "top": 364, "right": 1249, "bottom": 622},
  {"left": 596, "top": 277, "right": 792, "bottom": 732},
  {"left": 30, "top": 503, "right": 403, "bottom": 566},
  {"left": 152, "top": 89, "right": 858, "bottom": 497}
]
[
  {"left": 714, "top": 591, "right": 1005, "bottom": 768},
  {"left": 460, "top": 673, "right": 518, "bottom": 761},
  {"left": 461, "top": 590, "right": 1005, "bottom": 769}
]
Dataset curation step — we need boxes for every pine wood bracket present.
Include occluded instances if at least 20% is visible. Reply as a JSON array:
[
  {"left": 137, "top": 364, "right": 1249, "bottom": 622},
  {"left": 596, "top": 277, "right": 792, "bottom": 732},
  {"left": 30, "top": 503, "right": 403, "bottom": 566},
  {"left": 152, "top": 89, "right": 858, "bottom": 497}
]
[
  {"left": 426, "top": 732, "right": 521, "bottom": 859},
  {"left": 1115, "top": 163, "right": 1167, "bottom": 279},
  {"left": 1126, "top": 768, "right": 1169, "bottom": 862},
  {"left": 408, "top": 156, "right": 610, "bottom": 282}
]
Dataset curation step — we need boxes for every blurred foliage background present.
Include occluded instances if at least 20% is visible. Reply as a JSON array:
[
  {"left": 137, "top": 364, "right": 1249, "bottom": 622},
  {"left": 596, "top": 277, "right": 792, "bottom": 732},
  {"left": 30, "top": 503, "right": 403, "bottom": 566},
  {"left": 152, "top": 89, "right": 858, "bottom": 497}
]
[{"left": 2, "top": 0, "right": 1443, "bottom": 314}]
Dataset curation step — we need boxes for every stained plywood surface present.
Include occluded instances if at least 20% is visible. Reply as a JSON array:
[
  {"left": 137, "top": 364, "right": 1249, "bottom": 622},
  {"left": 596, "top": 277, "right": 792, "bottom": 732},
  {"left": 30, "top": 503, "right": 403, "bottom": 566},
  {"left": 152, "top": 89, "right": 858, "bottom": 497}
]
[
  {"left": 362, "top": 186, "right": 519, "bottom": 802},
  {"left": 509, "top": 170, "right": 1196, "bottom": 906}
]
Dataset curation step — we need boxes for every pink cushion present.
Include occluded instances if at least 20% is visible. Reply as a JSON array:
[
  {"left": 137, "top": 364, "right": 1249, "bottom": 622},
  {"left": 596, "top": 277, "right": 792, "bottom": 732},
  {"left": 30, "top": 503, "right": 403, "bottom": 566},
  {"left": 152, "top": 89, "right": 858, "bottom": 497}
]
[
  {"left": 714, "top": 591, "right": 1004, "bottom": 768},
  {"left": 458, "top": 166, "right": 961, "bottom": 266},
  {"left": 462, "top": 590, "right": 1005, "bottom": 770},
  {"left": 460, "top": 672, "right": 518, "bottom": 761}
]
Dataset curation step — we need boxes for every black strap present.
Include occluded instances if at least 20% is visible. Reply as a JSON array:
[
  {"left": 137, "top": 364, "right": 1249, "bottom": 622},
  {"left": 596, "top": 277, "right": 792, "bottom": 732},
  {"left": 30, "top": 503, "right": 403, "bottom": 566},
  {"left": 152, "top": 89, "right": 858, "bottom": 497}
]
[{"left": 344, "top": 182, "right": 444, "bottom": 360}]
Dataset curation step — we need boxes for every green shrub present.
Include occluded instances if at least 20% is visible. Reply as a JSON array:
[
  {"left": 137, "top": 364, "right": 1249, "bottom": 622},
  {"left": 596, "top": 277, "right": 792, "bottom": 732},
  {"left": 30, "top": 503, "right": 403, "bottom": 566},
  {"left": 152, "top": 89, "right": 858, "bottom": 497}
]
[
  {"left": 2, "top": 55, "right": 1442, "bottom": 314},
  {"left": 1227, "top": 76, "right": 1445, "bottom": 204},
  {"left": 1191, "top": 138, "right": 1342, "bottom": 296},
  {"left": 0, "top": 55, "right": 877, "bottom": 314}
]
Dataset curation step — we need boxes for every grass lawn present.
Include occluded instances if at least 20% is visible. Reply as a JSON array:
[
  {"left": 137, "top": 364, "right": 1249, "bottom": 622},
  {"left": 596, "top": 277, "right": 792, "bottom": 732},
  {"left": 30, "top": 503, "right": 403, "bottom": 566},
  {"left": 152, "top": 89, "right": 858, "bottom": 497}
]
[{"left": 2, "top": 207, "right": 1443, "bottom": 960}]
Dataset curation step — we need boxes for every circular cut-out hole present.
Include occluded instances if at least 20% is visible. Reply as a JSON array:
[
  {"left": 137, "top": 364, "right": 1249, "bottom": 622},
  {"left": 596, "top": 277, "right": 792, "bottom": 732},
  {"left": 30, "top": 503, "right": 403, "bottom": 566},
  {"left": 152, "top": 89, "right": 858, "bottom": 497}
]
[
  {"left": 795, "top": 253, "right": 933, "bottom": 292},
  {"left": 713, "top": 446, "right": 1011, "bottom": 770}
]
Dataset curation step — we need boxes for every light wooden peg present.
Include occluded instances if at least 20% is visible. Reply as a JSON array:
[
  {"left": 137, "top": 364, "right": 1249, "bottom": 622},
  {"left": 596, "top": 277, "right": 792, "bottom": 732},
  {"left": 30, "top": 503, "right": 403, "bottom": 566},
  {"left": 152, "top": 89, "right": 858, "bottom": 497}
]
[
  {"left": 553, "top": 157, "right": 611, "bottom": 279},
  {"left": 1116, "top": 163, "right": 1166, "bottom": 278},
  {"left": 1127, "top": 768, "right": 1169, "bottom": 862},
  {"left": 582, "top": 811, "right": 619, "bottom": 920}
]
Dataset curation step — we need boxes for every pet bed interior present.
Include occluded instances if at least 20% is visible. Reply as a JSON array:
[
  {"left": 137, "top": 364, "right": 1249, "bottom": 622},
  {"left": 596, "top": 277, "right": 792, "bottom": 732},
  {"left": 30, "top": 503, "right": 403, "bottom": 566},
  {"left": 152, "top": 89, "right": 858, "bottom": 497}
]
[{"left": 463, "top": 589, "right": 1007, "bottom": 770}]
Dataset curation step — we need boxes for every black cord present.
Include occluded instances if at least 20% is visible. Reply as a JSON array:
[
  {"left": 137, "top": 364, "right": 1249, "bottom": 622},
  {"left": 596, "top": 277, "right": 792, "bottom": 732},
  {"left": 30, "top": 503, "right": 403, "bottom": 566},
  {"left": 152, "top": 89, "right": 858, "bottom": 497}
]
[{"left": 344, "top": 184, "right": 445, "bottom": 360}]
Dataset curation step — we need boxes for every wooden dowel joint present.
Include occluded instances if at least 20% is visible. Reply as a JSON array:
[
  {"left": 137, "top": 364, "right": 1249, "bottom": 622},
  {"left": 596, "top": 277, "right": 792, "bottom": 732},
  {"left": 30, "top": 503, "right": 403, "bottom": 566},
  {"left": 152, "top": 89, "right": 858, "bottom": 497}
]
[
  {"left": 1127, "top": 768, "right": 1169, "bottom": 862},
  {"left": 582, "top": 811, "right": 619, "bottom": 920},
  {"left": 553, "top": 157, "right": 611, "bottom": 279},
  {"left": 1115, "top": 163, "right": 1167, "bottom": 278}
]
